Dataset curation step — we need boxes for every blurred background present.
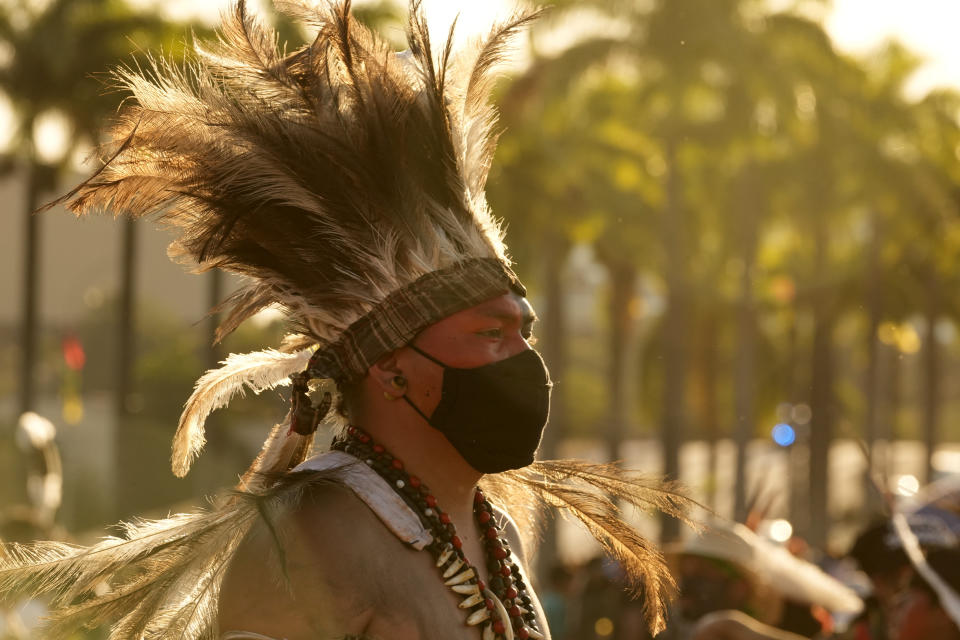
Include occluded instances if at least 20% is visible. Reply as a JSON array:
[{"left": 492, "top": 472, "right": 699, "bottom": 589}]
[{"left": 3, "top": 0, "right": 960, "bottom": 637}]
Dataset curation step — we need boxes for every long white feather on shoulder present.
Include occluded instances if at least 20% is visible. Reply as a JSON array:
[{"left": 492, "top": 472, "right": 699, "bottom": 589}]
[{"left": 173, "top": 348, "right": 314, "bottom": 477}]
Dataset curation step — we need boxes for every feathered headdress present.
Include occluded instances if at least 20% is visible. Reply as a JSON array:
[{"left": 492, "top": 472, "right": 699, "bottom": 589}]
[{"left": 45, "top": 0, "right": 533, "bottom": 477}]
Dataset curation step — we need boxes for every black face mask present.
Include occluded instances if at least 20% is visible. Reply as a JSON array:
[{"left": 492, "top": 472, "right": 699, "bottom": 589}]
[{"left": 402, "top": 344, "right": 552, "bottom": 473}]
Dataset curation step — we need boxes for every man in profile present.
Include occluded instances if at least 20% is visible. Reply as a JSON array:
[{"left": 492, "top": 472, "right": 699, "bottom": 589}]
[{"left": 0, "top": 2, "right": 694, "bottom": 639}]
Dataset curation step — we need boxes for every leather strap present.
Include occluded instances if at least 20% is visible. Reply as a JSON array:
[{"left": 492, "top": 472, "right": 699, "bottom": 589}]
[{"left": 291, "top": 450, "right": 434, "bottom": 550}]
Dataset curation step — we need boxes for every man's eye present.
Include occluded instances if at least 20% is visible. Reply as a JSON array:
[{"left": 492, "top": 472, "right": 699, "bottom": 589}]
[{"left": 478, "top": 328, "right": 503, "bottom": 338}]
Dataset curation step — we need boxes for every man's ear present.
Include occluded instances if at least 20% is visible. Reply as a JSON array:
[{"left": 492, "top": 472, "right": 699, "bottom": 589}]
[{"left": 369, "top": 350, "right": 402, "bottom": 394}]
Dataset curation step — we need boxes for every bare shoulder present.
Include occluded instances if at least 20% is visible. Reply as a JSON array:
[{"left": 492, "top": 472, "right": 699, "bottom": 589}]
[{"left": 218, "top": 481, "right": 385, "bottom": 640}]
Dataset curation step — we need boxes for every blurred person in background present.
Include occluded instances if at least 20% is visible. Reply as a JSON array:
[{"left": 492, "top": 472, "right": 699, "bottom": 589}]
[
  {"left": 892, "top": 548, "right": 960, "bottom": 640},
  {"left": 662, "top": 519, "right": 862, "bottom": 640},
  {"left": 569, "top": 557, "right": 631, "bottom": 640},
  {"left": 845, "top": 510, "right": 958, "bottom": 640},
  {"left": 541, "top": 565, "right": 575, "bottom": 640},
  {"left": 845, "top": 520, "right": 912, "bottom": 640}
]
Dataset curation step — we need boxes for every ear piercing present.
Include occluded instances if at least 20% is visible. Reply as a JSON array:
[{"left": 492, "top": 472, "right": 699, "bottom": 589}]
[{"left": 384, "top": 374, "right": 407, "bottom": 400}]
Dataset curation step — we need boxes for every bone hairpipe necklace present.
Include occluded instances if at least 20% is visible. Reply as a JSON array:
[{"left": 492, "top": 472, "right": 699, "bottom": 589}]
[{"left": 335, "top": 426, "right": 544, "bottom": 640}]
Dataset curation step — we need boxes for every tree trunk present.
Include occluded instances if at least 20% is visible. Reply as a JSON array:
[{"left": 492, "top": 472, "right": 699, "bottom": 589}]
[
  {"left": 922, "top": 272, "right": 940, "bottom": 484},
  {"left": 868, "top": 338, "right": 901, "bottom": 496},
  {"left": 862, "top": 213, "right": 882, "bottom": 510},
  {"left": 603, "top": 259, "right": 637, "bottom": 463},
  {"left": 206, "top": 269, "right": 224, "bottom": 370},
  {"left": 785, "top": 308, "right": 808, "bottom": 536},
  {"left": 114, "top": 217, "right": 138, "bottom": 519},
  {"left": 659, "top": 137, "right": 687, "bottom": 543},
  {"left": 807, "top": 215, "right": 834, "bottom": 550},
  {"left": 695, "top": 307, "right": 720, "bottom": 509},
  {"left": 13, "top": 161, "right": 44, "bottom": 506},
  {"left": 19, "top": 162, "right": 43, "bottom": 418},
  {"left": 536, "top": 232, "right": 570, "bottom": 582},
  {"left": 733, "top": 170, "right": 759, "bottom": 524}
]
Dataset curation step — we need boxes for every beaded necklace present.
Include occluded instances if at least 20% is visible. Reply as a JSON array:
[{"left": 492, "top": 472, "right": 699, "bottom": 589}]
[{"left": 333, "top": 426, "right": 545, "bottom": 640}]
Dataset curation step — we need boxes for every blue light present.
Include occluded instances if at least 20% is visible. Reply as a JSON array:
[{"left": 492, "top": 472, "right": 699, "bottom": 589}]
[{"left": 772, "top": 423, "right": 796, "bottom": 447}]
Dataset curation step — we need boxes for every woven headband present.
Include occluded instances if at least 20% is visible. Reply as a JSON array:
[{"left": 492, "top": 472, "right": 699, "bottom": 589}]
[{"left": 308, "top": 258, "right": 525, "bottom": 384}]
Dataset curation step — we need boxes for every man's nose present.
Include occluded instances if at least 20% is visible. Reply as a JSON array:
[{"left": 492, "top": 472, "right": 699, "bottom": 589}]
[{"left": 505, "top": 332, "right": 533, "bottom": 357}]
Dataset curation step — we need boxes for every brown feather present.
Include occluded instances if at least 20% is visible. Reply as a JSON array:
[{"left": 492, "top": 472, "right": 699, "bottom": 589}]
[
  {"left": 481, "top": 460, "right": 705, "bottom": 636},
  {"left": 41, "top": 0, "right": 529, "bottom": 349}
]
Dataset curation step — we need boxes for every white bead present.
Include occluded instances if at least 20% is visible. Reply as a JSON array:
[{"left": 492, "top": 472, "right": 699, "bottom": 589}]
[
  {"left": 435, "top": 544, "right": 454, "bottom": 567},
  {"left": 396, "top": 479, "right": 405, "bottom": 488},
  {"left": 425, "top": 508, "right": 434, "bottom": 517},
  {"left": 442, "top": 557, "right": 465, "bottom": 578},
  {"left": 452, "top": 584, "right": 480, "bottom": 595},
  {"left": 467, "top": 609, "right": 491, "bottom": 626},
  {"left": 459, "top": 592, "right": 485, "bottom": 609},
  {"left": 444, "top": 567, "right": 476, "bottom": 586}
]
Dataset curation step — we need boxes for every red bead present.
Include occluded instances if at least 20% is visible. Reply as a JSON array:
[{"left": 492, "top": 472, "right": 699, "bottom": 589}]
[
  {"left": 348, "top": 426, "right": 356, "bottom": 435},
  {"left": 477, "top": 580, "right": 486, "bottom": 592},
  {"left": 373, "top": 444, "right": 385, "bottom": 453},
  {"left": 509, "top": 605, "right": 521, "bottom": 618},
  {"left": 439, "top": 512, "right": 451, "bottom": 524},
  {"left": 500, "top": 565, "right": 512, "bottom": 577},
  {"left": 517, "top": 628, "right": 529, "bottom": 639},
  {"left": 505, "top": 587, "right": 518, "bottom": 599},
  {"left": 358, "top": 434, "right": 370, "bottom": 443},
  {"left": 474, "top": 490, "right": 485, "bottom": 504},
  {"left": 493, "top": 621, "right": 506, "bottom": 635},
  {"left": 485, "top": 527, "right": 498, "bottom": 540},
  {"left": 451, "top": 536, "right": 462, "bottom": 549},
  {"left": 485, "top": 598, "right": 495, "bottom": 610},
  {"left": 425, "top": 495, "right": 437, "bottom": 507},
  {"left": 494, "top": 547, "right": 508, "bottom": 560},
  {"left": 409, "top": 475, "right": 421, "bottom": 488},
  {"left": 478, "top": 511, "right": 491, "bottom": 524},
  {"left": 391, "top": 459, "right": 403, "bottom": 470}
]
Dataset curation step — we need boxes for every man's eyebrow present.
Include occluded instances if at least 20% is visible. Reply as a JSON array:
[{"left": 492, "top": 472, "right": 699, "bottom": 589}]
[{"left": 477, "top": 308, "right": 538, "bottom": 324}]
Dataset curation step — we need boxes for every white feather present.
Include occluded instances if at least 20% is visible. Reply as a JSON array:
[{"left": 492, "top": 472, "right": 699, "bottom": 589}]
[{"left": 173, "top": 348, "right": 314, "bottom": 477}]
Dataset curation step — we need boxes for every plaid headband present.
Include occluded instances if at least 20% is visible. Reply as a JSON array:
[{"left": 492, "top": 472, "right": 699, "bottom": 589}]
[{"left": 306, "top": 258, "right": 526, "bottom": 384}]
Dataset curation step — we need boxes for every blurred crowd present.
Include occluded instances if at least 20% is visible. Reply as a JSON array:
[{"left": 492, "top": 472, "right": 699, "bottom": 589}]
[{"left": 539, "top": 477, "right": 960, "bottom": 640}]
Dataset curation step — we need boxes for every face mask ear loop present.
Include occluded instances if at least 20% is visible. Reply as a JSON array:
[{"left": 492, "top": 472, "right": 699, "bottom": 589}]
[
  {"left": 401, "top": 394, "right": 434, "bottom": 425},
  {"left": 403, "top": 343, "right": 446, "bottom": 426},
  {"left": 408, "top": 343, "right": 450, "bottom": 368}
]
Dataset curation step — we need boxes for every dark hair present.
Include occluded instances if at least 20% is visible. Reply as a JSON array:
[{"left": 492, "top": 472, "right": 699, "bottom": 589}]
[
  {"left": 912, "top": 549, "right": 960, "bottom": 607},
  {"left": 850, "top": 520, "right": 909, "bottom": 577}
]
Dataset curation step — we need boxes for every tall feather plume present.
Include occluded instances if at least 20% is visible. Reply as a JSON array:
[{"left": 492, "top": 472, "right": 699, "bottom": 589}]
[
  {"left": 173, "top": 348, "right": 314, "bottom": 477},
  {"left": 40, "top": 0, "right": 532, "bottom": 350},
  {"left": 454, "top": 9, "right": 545, "bottom": 199},
  {"left": 480, "top": 460, "right": 704, "bottom": 636}
]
